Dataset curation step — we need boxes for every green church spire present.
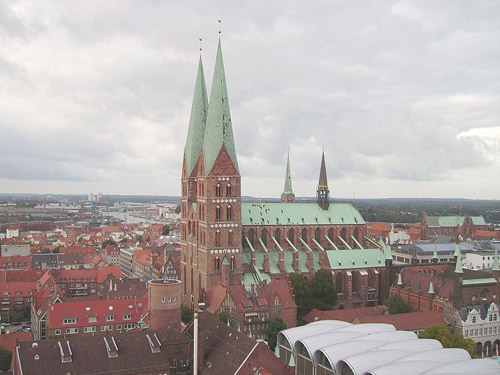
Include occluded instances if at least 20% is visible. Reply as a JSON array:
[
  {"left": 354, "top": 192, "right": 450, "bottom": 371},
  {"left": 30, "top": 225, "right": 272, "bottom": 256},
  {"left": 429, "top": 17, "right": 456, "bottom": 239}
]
[
  {"left": 203, "top": 40, "right": 239, "bottom": 174},
  {"left": 281, "top": 151, "right": 295, "bottom": 203},
  {"left": 316, "top": 151, "right": 330, "bottom": 210},
  {"left": 184, "top": 56, "right": 208, "bottom": 176},
  {"left": 284, "top": 151, "right": 293, "bottom": 193}
]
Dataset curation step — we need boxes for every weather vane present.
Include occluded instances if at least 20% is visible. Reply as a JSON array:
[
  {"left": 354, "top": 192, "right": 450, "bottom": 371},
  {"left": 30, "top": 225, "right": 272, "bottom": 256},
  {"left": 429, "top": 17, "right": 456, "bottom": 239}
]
[
  {"left": 218, "top": 20, "right": 222, "bottom": 35},
  {"left": 199, "top": 38, "right": 202, "bottom": 52}
]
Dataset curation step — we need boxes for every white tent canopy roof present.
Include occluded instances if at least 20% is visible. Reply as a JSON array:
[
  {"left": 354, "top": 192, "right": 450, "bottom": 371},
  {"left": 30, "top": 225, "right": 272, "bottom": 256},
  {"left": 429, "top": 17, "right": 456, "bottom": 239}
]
[{"left": 423, "top": 358, "right": 500, "bottom": 374}]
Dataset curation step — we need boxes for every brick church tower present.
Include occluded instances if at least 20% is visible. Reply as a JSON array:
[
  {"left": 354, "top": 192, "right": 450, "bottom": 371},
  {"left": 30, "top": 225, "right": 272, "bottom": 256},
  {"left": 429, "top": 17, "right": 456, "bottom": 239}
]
[{"left": 181, "top": 41, "right": 243, "bottom": 309}]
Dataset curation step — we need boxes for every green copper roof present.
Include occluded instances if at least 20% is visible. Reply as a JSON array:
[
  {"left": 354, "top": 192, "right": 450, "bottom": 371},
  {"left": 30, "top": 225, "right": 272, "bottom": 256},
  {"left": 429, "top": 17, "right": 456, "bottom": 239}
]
[
  {"left": 268, "top": 251, "right": 281, "bottom": 274},
  {"left": 428, "top": 281, "right": 434, "bottom": 294},
  {"left": 203, "top": 40, "right": 239, "bottom": 174},
  {"left": 222, "top": 256, "right": 230, "bottom": 266},
  {"left": 397, "top": 273, "right": 402, "bottom": 285},
  {"left": 455, "top": 254, "right": 463, "bottom": 274},
  {"left": 326, "top": 248, "right": 384, "bottom": 270},
  {"left": 283, "top": 151, "right": 293, "bottom": 194},
  {"left": 284, "top": 251, "right": 294, "bottom": 273},
  {"left": 433, "top": 241, "right": 438, "bottom": 259},
  {"left": 493, "top": 245, "right": 500, "bottom": 271},
  {"left": 184, "top": 56, "right": 208, "bottom": 176},
  {"left": 425, "top": 215, "right": 486, "bottom": 228},
  {"left": 454, "top": 243, "right": 461, "bottom": 258},
  {"left": 462, "top": 278, "right": 497, "bottom": 286},
  {"left": 242, "top": 202, "right": 365, "bottom": 226},
  {"left": 383, "top": 243, "right": 393, "bottom": 261},
  {"left": 298, "top": 250, "right": 309, "bottom": 273}
]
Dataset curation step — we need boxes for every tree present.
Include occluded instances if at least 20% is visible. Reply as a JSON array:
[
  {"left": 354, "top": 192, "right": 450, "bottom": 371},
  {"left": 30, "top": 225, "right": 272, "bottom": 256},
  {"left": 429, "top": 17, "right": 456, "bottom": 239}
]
[
  {"left": 181, "top": 306, "right": 193, "bottom": 324},
  {"left": 217, "top": 311, "right": 230, "bottom": 324},
  {"left": 289, "top": 273, "right": 311, "bottom": 319},
  {"left": 41, "top": 248, "right": 51, "bottom": 254},
  {"left": 175, "top": 204, "right": 181, "bottom": 214},
  {"left": 420, "top": 325, "right": 476, "bottom": 358},
  {"left": 53, "top": 246, "right": 61, "bottom": 253},
  {"left": 0, "top": 346, "right": 12, "bottom": 371},
  {"left": 310, "top": 269, "right": 337, "bottom": 310},
  {"left": 102, "top": 239, "right": 116, "bottom": 249},
  {"left": 162, "top": 225, "right": 171, "bottom": 236},
  {"left": 383, "top": 294, "right": 411, "bottom": 314},
  {"left": 267, "top": 317, "right": 287, "bottom": 351}
]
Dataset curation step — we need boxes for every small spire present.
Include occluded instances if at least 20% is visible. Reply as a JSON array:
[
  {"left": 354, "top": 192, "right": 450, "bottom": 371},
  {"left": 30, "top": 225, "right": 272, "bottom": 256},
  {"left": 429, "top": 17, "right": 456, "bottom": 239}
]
[
  {"left": 316, "top": 151, "right": 330, "bottom": 210},
  {"left": 397, "top": 272, "right": 402, "bottom": 286},
  {"left": 428, "top": 281, "right": 434, "bottom": 294},
  {"left": 288, "top": 354, "right": 295, "bottom": 366},
  {"left": 492, "top": 245, "right": 500, "bottom": 271},
  {"left": 281, "top": 151, "right": 295, "bottom": 203},
  {"left": 454, "top": 242, "right": 461, "bottom": 258},
  {"left": 433, "top": 240, "right": 438, "bottom": 260}
]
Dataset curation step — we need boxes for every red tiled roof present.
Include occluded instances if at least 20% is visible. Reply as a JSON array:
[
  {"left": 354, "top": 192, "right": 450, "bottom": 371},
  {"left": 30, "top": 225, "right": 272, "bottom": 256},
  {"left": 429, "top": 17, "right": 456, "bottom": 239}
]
[
  {"left": 303, "top": 305, "right": 384, "bottom": 323},
  {"left": 206, "top": 285, "right": 228, "bottom": 314},
  {"left": 0, "top": 269, "right": 46, "bottom": 282},
  {"left": 0, "top": 331, "right": 31, "bottom": 354},
  {"left": 368, "top": 222, "right": 391, "bottom": 232},
  {"left": 48, "top": 295, "right": 148, "bottom": 329},
  {"left": 0, "top": 281, "right": 37, "bottom": 297},
  {"left": 354, "top": 311, "right": 446, "bottom": 331}
]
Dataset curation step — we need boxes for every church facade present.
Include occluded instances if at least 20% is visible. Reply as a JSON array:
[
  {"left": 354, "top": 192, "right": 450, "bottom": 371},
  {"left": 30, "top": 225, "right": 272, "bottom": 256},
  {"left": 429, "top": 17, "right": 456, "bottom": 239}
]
[{"left": 181, "top": 41, "right": 393, "bottom": 314}]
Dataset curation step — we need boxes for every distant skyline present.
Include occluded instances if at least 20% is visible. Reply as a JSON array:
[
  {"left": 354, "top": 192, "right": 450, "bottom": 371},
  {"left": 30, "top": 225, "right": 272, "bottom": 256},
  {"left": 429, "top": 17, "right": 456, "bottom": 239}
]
[{"left": 1, "top": 1, "right": 499, "bottom": 199}]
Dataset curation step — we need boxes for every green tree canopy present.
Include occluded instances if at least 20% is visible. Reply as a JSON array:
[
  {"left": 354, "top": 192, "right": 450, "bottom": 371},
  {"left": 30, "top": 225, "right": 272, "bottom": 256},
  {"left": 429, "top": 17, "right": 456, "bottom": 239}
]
[
  {"left": 267, "top": 317, "right": 287, "bottom": 350},
  {"left": 420, "top": 325, "right": 476, "bottom": 358},
  {"left": 175, "top": 204, "right": 181, "bottom": 214},
  {"left": 162, "top": 225, "right": 171, "bottom": 236},
  {"left": 383, "top": 294, "right": 411, "bottom": 314},
  {"left": 217, "top": 311, "right": 230, "bottom": 324},
  {"left": 289, "top": 272, "right": 311, "bottom": 319},
  {"left": 101, "top": 239, "right": 117, "bottom": 249},
  {"left": 181, "top": 306, "right": 193, "bottom": 324},
  {"left": 310, "top": 269, "right": 337, "bottom": 310},
  {"left": 0, "top": 346, "right": 12, "bottom": 371}
]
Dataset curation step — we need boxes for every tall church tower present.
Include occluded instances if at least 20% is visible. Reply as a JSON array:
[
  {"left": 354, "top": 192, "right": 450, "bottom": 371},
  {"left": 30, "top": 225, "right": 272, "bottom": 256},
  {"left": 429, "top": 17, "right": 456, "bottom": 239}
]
[
  {"left": 181, "top": 41, "right": 242, "bottom": 309},
  {"left": 316, "top": 151, "right": 330, "bottom": 210},
  {"left": 281, "top": 151, "right": 295, "bottom": 203}
]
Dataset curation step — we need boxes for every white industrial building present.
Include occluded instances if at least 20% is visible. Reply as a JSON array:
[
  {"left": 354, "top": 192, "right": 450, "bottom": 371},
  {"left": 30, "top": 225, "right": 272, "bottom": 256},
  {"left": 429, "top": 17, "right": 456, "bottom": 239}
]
[{"left": 275, "top": 320, "right": 500, "bottom": 375}]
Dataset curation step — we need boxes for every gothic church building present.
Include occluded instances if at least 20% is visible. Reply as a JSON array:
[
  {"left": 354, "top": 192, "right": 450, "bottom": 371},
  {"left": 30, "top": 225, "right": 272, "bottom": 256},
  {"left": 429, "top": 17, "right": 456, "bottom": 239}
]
[{"left": 181, "top": 41, "right": 393, "bottom": 312}]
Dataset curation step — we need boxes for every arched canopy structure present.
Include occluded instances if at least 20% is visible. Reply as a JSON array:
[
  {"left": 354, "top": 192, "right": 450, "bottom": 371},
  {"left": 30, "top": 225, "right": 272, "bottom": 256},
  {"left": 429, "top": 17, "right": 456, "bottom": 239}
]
[
  {"left": 364, "top": 360, "right": 447, "bottom": 375},
  {"left": 395, "top": 348, "right": 471, "bottom": 363},
  {"left": 422, "top": 358, "right": 500, "bottom": 375},
  {"left": 337, "top": 349, "right": 413, "bottom": 375}
]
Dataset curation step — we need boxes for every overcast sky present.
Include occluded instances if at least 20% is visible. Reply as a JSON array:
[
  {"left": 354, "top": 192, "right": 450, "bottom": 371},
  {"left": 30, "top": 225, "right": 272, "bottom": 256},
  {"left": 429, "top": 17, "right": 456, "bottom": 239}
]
[{"left": 1, "top": 1, "right": 499, "bottom": 199}]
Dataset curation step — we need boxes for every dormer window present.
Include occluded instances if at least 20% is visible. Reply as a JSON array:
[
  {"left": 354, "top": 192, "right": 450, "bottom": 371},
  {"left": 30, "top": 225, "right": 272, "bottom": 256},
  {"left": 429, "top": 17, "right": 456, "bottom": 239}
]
[{"left": 472, "top": 316, "right": 476, "bottom": 323}]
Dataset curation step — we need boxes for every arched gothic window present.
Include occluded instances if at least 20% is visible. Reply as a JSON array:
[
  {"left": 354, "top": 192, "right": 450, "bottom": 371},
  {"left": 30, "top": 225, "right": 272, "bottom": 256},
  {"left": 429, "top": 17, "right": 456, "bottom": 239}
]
[
  {"left": 315, "top": 228, "right": 321, "bottom": 243},
  {"left": 227, "top": 205, "right": 233, "bottom": 220},
  {"left": 288, "top": 229, "right": 295, "bottom": 243},
  {"left": 216, "top": 205, "right": 221, "bottom": 221},
  {"left": 261, "top": 229, "right": 268, "bottom": 247},
  {"left": 301, "top": 228, "right": 308, "bottom": 242},
  {"left": 215, "top": 230, "right": 221, "bottom": 246},
  {"left": 215, "top": 256, "right": 220, "bottom": 271},
  {"left": 230, "top": 255, "right": 235, "bottom": 270},
  {"left": 274, "top": 228, "right": 281, "bottom": 245},
  {"left": 226, "top": 184, "right": 232, "bottom": 196},
  {"left": 228, "top": 230, "right": 233, "bottom": 246},
  {"left": 216, "top": 183, "right": 222, "bottom": 197}
]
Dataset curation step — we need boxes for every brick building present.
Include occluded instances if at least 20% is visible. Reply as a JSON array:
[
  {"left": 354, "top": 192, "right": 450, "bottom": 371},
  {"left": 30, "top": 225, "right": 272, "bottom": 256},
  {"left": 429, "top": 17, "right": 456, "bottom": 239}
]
[
  {"left": 14, "top": 327, "right": 193, "bottom": 375},
  {"left": 181, "top": 41, "right": 392, "bottom": 316},
  {"left": 421, "top": 215, "right": 488, "bottom": 241}
]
